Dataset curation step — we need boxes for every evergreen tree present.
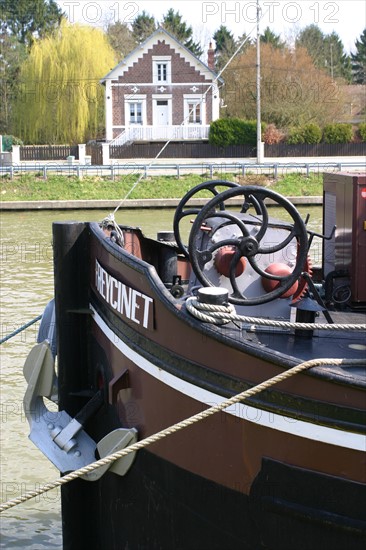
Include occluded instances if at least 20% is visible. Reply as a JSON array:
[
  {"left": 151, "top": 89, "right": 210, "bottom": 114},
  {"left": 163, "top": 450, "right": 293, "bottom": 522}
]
[
  {"left": 162, "top": 9, "right": 203, "bottom": 57},
  {"left": 324, "top": 32, "right": 352, "bottom": 82},
  {"left": 236, "top": 32, "right": 253, "bottom": 54},
  {"left": 131, "top": 11, "right": 156, "bottom": 44},
  {"left": 0, "top": 0, "right": 64, "bottom": 47},
  {"left": 296, "top": 25, "right": 351, "bottom": 81},
  {"left": 260, "top": 27, "right": 285, "bottom": 49},
  {"left": 213, "top": 25, "right": 237, "bottom": 71},
  {"left": 13, "top": 21, "right": 117, "bottom": 144},
  {"left": 296, "top": 24, "right": 327, "bottom": 68},
  {"left": 351, "top": 29, "right": 366, "bottom": 84}
]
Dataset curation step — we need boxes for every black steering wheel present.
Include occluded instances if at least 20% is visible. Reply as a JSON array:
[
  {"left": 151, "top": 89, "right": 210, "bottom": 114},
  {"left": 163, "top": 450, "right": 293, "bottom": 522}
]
[
  {"left": 188, "top": 186, "right": 309, "bottom": 305},
  {"left": 173, "top": 180, "right": 239, "bottom": 258}
]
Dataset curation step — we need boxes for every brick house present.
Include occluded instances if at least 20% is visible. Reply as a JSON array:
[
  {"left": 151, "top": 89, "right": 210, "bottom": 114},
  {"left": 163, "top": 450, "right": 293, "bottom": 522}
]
[{"left": 101, "top": 27, "right": 222, "bottom": 144}]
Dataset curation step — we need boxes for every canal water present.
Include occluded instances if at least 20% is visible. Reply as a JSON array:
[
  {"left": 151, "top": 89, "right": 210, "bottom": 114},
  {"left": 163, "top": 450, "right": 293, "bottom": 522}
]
[{"left": 0, "top": 205, "right": 322, "bottom": 548}]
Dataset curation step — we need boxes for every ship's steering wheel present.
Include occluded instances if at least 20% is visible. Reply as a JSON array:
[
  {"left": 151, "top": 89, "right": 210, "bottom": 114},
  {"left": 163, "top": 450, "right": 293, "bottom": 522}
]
[
  {"left": 173, "top": 180, "right": 239, "bottom": 258},
  {"left": 188, "top": 185, "right": 309, "bottom": 305}
]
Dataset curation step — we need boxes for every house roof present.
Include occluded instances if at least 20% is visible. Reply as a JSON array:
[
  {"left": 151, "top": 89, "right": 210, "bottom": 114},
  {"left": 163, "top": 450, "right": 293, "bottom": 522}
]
[{"left": 101, "top": 26, "right": 223, "bottom": 84}]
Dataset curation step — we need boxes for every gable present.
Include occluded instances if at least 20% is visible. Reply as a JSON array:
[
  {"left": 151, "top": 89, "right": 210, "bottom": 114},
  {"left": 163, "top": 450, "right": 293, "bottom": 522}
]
[
  {"left": 101, "top": 28, "right": 220, "bottom": 84},
  {"left": 116, "top": 40, "right": 210, "bottom": 84}
]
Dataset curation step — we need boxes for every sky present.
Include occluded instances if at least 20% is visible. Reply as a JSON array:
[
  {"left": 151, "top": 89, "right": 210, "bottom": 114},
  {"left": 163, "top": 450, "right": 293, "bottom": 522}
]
[{"left": 56, "top": 0, "right": 366, "bottom": 53}]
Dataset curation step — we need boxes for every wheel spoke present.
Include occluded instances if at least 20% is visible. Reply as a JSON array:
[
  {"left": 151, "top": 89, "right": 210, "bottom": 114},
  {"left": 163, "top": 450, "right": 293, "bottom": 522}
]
[{"left": 187, "top": 183, "right": 309, "bottom": 305}]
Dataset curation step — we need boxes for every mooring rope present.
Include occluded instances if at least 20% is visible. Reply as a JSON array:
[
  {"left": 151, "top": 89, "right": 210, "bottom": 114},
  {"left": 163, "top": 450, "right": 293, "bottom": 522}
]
[
  {"left": 185, "top": 297, "right": 366, "bottom": 331},
  {"left": 1, "top": 356, "right": 365, "bottom": 513},
  {"left": 0, "top": 315, "right": 42, "bottom": 345}
]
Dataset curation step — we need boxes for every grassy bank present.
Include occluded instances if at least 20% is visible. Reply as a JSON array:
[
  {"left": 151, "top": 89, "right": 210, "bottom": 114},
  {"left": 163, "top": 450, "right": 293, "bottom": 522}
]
[{"left": 0, "top": 172, "right": 323, "bottom": 202}]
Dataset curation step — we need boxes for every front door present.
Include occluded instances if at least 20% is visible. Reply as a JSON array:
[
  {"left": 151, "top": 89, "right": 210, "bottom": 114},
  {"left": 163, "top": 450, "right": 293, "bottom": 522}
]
[{"left": 155, "top": 100, "right": 169, "bottom": 125}]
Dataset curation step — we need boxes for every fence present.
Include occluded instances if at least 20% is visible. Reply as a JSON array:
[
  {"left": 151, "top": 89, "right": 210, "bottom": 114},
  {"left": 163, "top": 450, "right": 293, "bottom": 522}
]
[
  {"left": 110, "top": 142, "right": 256, "bottom": 159},
  {"left": 19, "top": 145, "right": 79, "bottom": 161},
  {"left": 7, "top": 142, "right": 366, "bottom": 166},
  {"left": 110, "top": 141, "right": 365, "bottom": 160},
  {"left": 265, "top": 143, "right": 366, "bottom": 157},
  {"left": 111, "top": 125, "right": 210, "bottom": 146},
  {"left": 86, "top": 143, "right": 103, "bottom": 165},
  {"left": 1, "top": 161, "right": 365, "bottom": 181}
]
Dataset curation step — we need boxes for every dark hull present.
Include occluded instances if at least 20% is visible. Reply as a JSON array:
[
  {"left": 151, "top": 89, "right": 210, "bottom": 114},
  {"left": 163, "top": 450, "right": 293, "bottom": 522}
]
[
  {"left": 61, "top": 450, "right": 366, "bottom": 550},
  {"left": 52, "top": 219, "right": 366, "bottom": 550}
]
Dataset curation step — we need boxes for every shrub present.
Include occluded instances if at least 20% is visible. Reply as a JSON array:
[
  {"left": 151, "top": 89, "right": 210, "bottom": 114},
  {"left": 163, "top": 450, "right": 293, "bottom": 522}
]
[
  {"left": 301, "top": 123, "right": 322, "bottom": 144},
  {"left": 286, "top": 128, "right": 305, "bottom": 144},
  {"left": 323, "top": 123, "right": 353, "bottom": 143},
  {"left": 359, "top": 123, "right": 366, "bottom": 142},
  {"left": 263, "top": 124, "right": 285, "bottom": 144},
  {"left": 208, "top": 119, "right": 235, "bottom": 147},
  {"left": 209, "top": 118, "right": 265, "bottom": 146},
  {"left": 233, "top": 119, "right": 258, "bottom": 145},
  {"left": 286, "top": 123, "right": 322, "bottom": 144}
]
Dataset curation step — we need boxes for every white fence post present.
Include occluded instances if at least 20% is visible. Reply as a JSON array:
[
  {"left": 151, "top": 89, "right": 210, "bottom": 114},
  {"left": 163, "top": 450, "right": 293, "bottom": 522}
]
[
  {"left": 78, "top": 144, "right": 86, "bottom": 164},
  {"left": 102, "top": 143, "right": 110, "bottom": 165},
  {"left": 12, "top": 145, "right": 20, "bottom": 164}
]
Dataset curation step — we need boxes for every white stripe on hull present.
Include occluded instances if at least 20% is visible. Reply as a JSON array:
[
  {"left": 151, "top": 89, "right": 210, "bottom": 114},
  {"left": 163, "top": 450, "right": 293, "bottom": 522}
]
[{"left": 91, "top": 305, "right": 366, "bottom": 452}]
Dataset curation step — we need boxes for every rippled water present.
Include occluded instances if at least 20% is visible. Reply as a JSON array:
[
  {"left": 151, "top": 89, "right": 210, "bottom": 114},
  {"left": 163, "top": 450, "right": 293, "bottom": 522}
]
[{"left": 0, "top": 205, "right": 322, "bottom": 548}]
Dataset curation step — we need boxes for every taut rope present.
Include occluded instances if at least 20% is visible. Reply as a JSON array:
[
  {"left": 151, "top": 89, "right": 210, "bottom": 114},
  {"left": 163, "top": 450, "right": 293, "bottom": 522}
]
[{"left": 1, "top": 356, "right": 364, "bottom": 513}]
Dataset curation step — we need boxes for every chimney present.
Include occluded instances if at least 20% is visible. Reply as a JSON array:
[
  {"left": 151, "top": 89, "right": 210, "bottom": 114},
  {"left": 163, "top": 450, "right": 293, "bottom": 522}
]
[{"left": 207, "top": 41, "right": 215, "bottom": 71}]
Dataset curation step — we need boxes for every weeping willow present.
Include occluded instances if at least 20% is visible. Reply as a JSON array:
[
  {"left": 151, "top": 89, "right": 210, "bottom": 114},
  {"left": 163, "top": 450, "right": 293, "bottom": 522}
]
[{"left": 14, "top": 21, "right": 117, "bottom": 144}]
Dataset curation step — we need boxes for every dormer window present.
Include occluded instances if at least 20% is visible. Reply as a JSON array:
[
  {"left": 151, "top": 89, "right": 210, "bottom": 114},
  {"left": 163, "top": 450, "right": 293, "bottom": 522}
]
[{"left": 153, "top": 56, "right": 171, "bottom": 84}]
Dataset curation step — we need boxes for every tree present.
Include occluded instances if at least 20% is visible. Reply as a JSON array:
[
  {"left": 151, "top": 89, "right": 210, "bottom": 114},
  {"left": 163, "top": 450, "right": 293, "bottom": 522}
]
[
  {"left": 162, "top": 9, "right": 203, "bottom": 57},
  {"left": 0, "top": 0, "right": 64, "bottom": 47},
  {"left": 131, "top": 10, "right": 156, "bottom": 44},
  {"left": 296, "top": 25, "right": 351, "bottom": 82},
  {"left": 13, "top": 21, "right": 117, "bottom": 144},
  {"left": 223, "top": 44, "right": 346, "bottom": 128},
  {"left": 106, "top": 21, "right": 135, "bottom": 59},
  {"left": 296, "top": 24, "right": 326, "bottom": 67},
  {"left": 260, "top": 27, "right": 285, "bottom": 49},
  {"left": 324, "top": 32, "right": 352, "bottom": 82},
  {"left": 213, "top": 25, "right": 237, "bottom": 71},
  {"left": 351, "top": 29, "right": 366, "bottom": 84},
  {"left": 236, "top": 32, "right": 253, "bottom": 52},
  {"left": 0, "top": 33, "right": 27, "bottom": 132}
]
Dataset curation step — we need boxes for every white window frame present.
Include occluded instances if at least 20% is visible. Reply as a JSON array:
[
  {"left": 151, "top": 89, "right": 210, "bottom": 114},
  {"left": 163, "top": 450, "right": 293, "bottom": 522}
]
[
  {"left": 183, "top": 94, "right": 206, "bottom": 125},
  {"left": 124, "top": 94, "right": 146, "bottom": 126},
  {"left": 129, "top": 102, "right": 142, "bottom": 124},
  {"left": 152, "top": 56, "right": 171, "bottom": 85}
]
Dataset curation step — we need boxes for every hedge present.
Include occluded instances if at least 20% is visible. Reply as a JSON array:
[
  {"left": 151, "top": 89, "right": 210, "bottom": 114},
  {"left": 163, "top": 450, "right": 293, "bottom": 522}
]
[
  {"left": 287, "top": 123, "right": 322, "bottom": 144},
  {"left": 359, "top": 123, "right": 366, "bottom": 142},
  {"left": 209, "top": 118, "right": 265, "bottom": 146},
  {"left": 323, "top": 123, "right": 353, "bottom": 144}
]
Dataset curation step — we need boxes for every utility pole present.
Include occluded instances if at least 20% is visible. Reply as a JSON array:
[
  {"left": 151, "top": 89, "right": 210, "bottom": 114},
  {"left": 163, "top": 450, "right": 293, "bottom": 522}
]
[
  {"left": 256, "top": 0, "right": 262, "bottom": 164},
  {"left": 330, "top": 43, "right": 334, "bottom": 80}
]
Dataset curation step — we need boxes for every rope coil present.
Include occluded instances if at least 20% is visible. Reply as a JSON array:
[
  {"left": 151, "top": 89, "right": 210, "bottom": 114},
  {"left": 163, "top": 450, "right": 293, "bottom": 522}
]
[
  {"left": 1, "top": 356, "right": 365, "bottom": 513},
  {"left": 185, "top": 297, "right": 366, "bottom": 331}
]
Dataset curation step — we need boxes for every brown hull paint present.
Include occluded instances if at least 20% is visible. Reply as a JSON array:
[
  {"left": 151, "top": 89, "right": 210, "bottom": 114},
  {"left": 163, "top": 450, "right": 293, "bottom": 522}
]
[{"left": 92, "top": 321, "right": 365, "bottom": 490}]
